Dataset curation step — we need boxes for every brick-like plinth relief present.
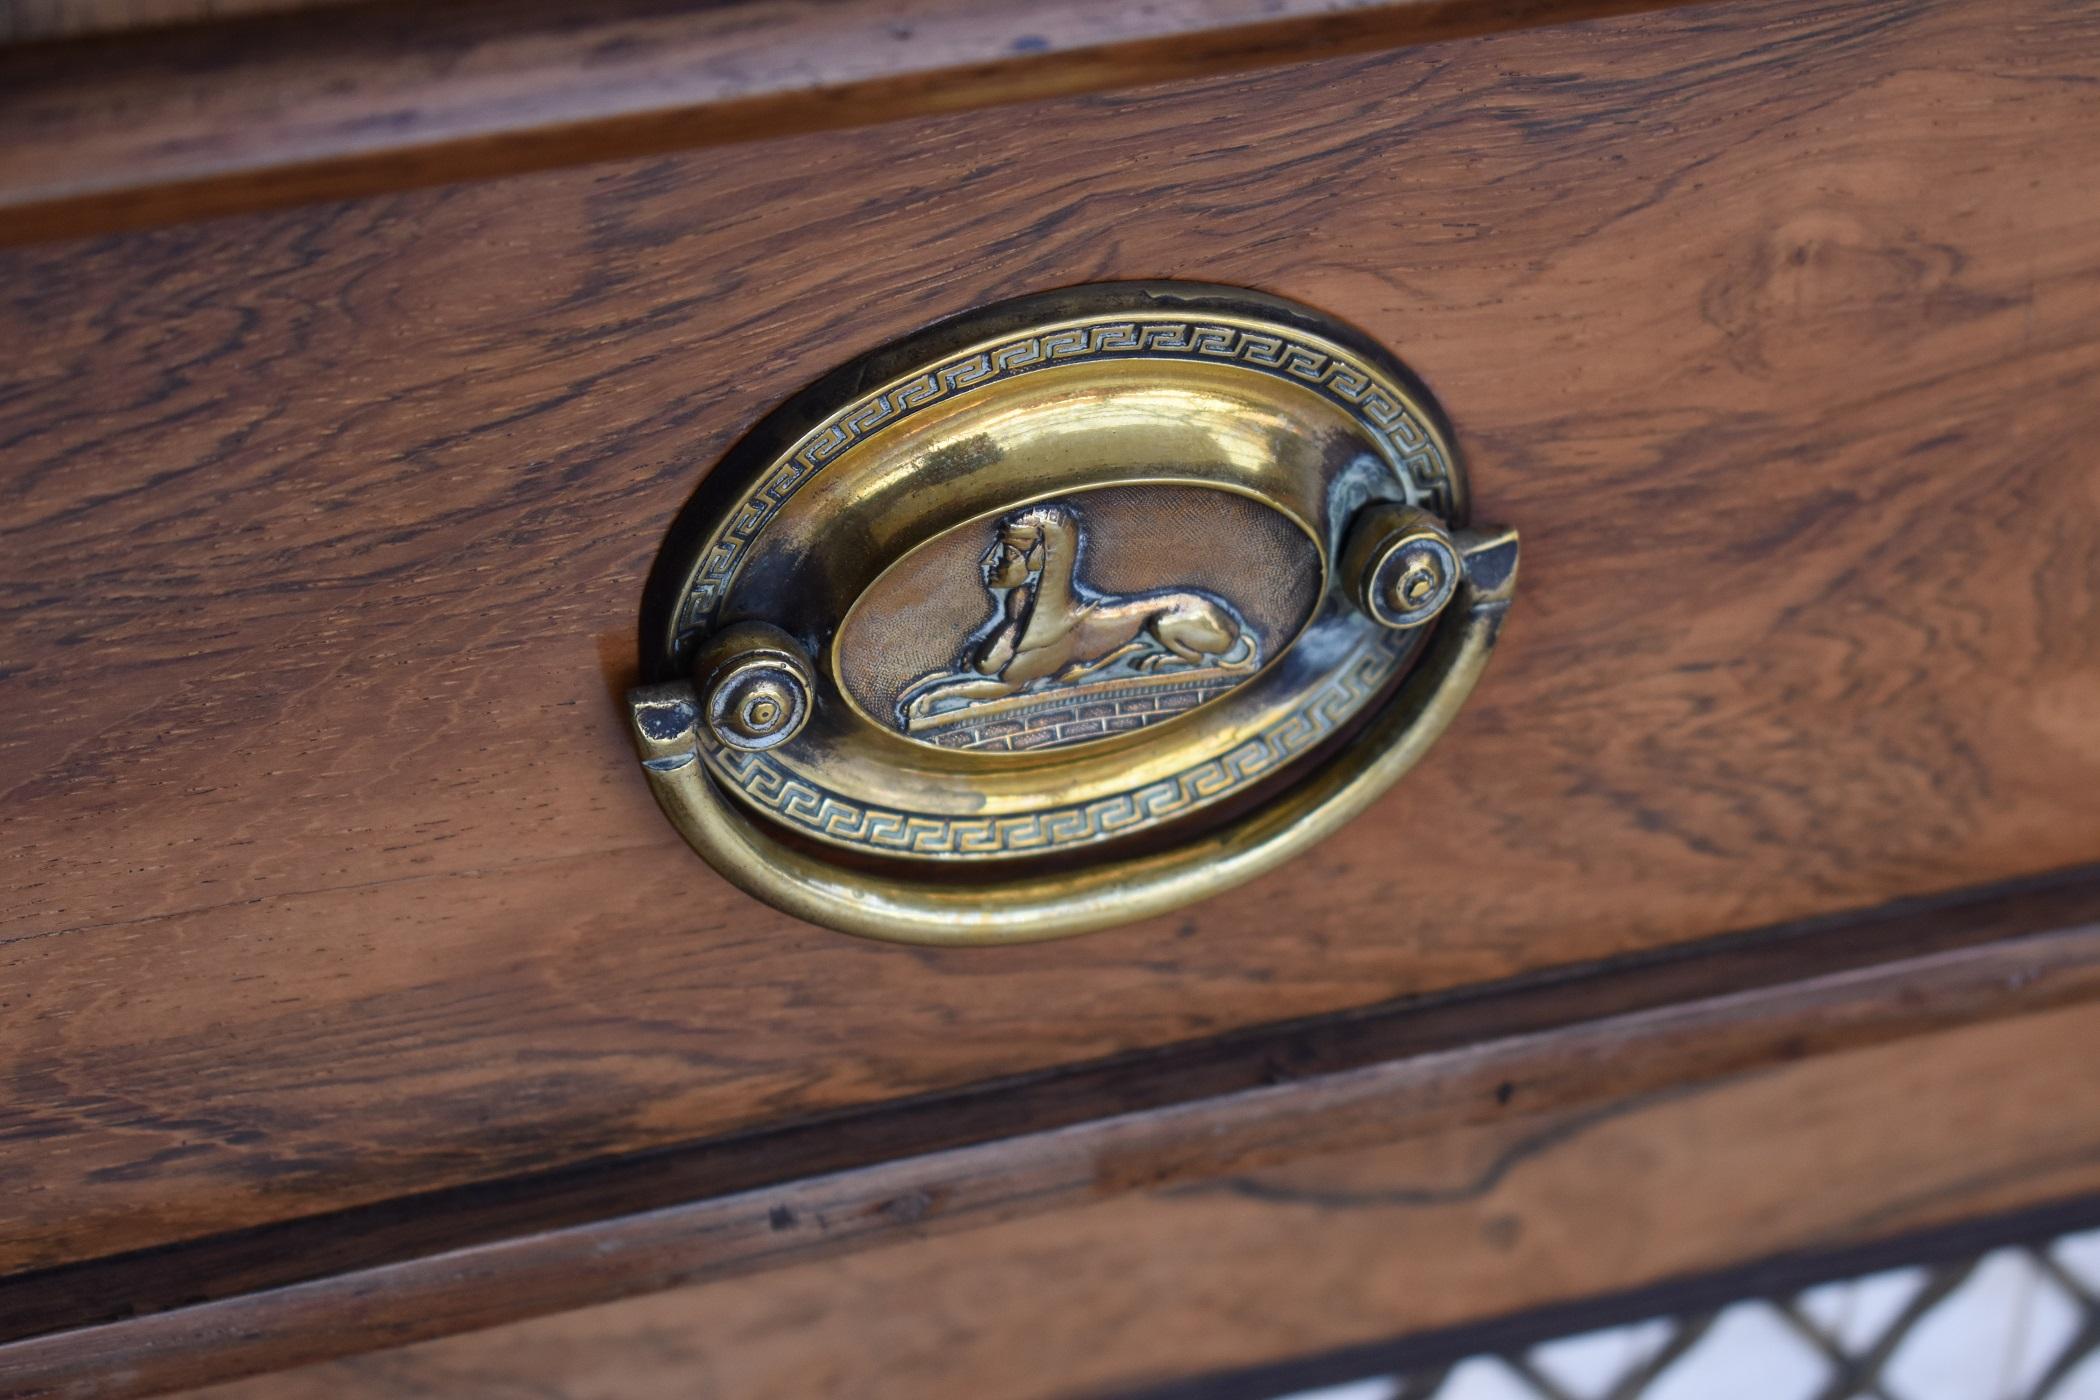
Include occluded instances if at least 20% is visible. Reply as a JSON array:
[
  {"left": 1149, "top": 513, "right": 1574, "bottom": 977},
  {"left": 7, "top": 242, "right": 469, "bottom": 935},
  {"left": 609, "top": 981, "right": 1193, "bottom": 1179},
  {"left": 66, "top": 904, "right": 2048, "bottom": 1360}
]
[{"left": 918, "top": 670, "right": 1246, "bottom": 752}]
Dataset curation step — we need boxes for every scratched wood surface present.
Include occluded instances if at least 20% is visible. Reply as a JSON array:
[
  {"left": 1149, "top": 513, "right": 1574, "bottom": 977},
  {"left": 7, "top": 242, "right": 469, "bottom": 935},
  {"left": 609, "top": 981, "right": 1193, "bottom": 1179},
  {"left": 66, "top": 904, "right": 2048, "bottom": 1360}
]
[
  {"left": 3, "top": 0, "right": 2099, "bottom": 1282},
  {"left": 8, "top": 879, "right": 2094, "bottom": 1396},
  {"left": 0, "top": 0, "right": 349, "bottom": 39},
  {"left": 174, "top": 1001, "right": 2100, "bottom": 1400},
  {"left": 0, "top": 0, "right": 1705, "bottom": 241}
]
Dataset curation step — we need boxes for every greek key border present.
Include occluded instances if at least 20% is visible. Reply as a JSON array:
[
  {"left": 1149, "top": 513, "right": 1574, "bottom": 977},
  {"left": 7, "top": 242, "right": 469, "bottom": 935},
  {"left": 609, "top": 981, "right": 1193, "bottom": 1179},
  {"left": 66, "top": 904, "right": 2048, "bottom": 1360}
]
[
  {"left": 702, "top": 635, "right": 1406, "bottom": 859},
  {"left": 676, "top": 318, "right": 1455, "bottom": 637}
]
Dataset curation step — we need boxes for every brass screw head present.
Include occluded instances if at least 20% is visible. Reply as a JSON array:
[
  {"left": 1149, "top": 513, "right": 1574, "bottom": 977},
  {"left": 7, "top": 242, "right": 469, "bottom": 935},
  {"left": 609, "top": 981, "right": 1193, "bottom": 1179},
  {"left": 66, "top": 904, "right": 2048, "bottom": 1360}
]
[
  {"left": 1388, "top": 550, "right": 1447, "bottom": 612},
  {"left": 728, "top": 677, "right": 790, "bottom": 737},
  {"left": 1346, "top": 502, "right": 1463, "bottom": 630},
  {"left": 697, "top": 626, "right": 814, "bottom": 752}
]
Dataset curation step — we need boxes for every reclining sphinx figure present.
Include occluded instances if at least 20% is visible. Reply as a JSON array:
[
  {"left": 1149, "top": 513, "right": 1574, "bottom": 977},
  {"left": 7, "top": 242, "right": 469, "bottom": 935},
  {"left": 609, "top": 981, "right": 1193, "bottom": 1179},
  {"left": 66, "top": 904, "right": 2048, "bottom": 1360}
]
[{"left": 899, "top": 502, "right": 1258, "bottom": 730}]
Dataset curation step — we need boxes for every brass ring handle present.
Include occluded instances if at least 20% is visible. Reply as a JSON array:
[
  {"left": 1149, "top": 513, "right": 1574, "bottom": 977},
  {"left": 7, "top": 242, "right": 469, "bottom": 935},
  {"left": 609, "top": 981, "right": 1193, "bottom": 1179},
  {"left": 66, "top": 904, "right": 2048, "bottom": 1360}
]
[{"left": 624, "top": 283, "right": 1517, "bottom": 945}]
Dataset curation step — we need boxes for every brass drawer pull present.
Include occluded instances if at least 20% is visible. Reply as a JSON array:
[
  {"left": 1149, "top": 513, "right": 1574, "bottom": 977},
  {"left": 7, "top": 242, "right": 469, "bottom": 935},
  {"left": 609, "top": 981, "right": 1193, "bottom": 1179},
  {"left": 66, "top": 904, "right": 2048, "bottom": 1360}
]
[{"left": 627, "top": 283, "right": 1517, "bottom": 944}]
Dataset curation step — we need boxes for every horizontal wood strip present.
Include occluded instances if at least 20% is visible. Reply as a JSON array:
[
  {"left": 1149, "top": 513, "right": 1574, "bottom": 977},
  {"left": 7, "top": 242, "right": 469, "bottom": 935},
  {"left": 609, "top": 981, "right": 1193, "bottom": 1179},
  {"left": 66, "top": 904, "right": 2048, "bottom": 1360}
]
[
  {"left": 0, "top": 0, "right": 1713, "bottom": 243},
  {"left": 1, "top": 0, "right": 369, "bottom": 44},
  {"left": 176, "top": 1005, "right": 2100, "bottom": 1400},
  {"left": 5, "top": 869, "right": 2100, "bottom": 1397}
]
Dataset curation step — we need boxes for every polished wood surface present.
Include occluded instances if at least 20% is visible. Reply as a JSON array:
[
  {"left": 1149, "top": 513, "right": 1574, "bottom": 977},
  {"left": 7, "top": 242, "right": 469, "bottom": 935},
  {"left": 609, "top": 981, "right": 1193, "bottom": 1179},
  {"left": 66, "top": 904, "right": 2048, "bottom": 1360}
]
[
  {"left": 0, "top": 0, "right": 1706, "bottom": 242},
  {"left": 172, "top": 1001, "right": 2100, "bottom": 1400},
  {"left": 0, "top": 0, "right": 362, "bottom": 41},
  {"left": 4, "top": 0, "right": 2098, "bottom": 1288},
  {"left": 6, "top": 872, "right": 2099, "bottom": 1397}
]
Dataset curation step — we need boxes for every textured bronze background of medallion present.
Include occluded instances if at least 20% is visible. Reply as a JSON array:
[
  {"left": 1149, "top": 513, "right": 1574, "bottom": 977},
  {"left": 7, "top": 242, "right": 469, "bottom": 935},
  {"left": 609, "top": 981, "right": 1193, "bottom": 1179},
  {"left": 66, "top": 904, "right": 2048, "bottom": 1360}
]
[{"left": 834, "top": 483, "right": 1321, "bottom": 753}]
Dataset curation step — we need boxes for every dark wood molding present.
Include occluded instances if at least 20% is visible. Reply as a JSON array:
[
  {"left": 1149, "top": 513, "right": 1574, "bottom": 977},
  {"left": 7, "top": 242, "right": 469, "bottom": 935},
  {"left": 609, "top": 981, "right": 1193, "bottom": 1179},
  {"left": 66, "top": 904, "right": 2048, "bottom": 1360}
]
[
  {"left": 1, "top": 1, "right": 364, "bottom": 44},
  {"left": 144, "top": 997, "right": 2100, "bottom": 1400},
  {"left": 0, "top": 0, "right": 1717, "bottom": 245},
  {"left": 5, "top": 866, "right": 2100, "bottom": 1399}
]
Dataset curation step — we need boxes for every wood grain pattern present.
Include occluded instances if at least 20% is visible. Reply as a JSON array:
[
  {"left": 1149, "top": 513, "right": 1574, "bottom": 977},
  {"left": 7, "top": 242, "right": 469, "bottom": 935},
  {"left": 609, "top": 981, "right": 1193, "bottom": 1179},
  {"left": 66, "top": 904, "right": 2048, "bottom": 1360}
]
[
  {"left": 171, "top": 1001, "right": 2100, "bottom": 1400},
  {"left": 3, "top": 0, "right": 2099, "bottom": 1286},
  {"left": 0, "top": 0, "right": 365, "bottom": 43},
  {"left": 0, "top": 0, "right": 1710, "bottom": 243},
  {"left": 4, "top": 876, "right": 2099, "bottom": 1397}
]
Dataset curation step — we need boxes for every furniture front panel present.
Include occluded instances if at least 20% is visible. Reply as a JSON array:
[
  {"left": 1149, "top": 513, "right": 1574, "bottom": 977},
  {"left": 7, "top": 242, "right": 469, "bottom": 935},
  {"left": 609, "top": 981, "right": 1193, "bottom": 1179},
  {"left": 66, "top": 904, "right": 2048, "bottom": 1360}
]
[{"left": 3, "top": 0, "right": 2097, "bottom": 1278}]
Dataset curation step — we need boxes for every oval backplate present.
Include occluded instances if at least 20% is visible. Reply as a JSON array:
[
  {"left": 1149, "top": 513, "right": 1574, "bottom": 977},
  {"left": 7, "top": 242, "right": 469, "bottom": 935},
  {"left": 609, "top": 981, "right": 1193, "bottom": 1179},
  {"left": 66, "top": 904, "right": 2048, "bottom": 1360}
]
[{"left": 634, "top": 282, "right": 1474, "bottom": 875}]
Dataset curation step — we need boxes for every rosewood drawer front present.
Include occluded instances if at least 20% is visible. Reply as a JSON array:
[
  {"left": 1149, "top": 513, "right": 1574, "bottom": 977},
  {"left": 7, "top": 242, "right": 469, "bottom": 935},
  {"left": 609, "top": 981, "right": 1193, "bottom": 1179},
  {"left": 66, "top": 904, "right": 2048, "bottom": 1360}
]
[{"left": 2, "top": 0, "right": 2098, "bottom": 1395}]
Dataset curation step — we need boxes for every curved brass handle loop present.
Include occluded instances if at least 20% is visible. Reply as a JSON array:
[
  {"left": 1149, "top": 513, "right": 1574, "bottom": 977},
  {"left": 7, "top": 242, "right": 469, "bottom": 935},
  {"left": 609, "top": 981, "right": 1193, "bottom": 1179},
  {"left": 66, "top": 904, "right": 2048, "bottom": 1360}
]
[{"left": 629, "top": 527, "right": 1515, "bottom": 946}]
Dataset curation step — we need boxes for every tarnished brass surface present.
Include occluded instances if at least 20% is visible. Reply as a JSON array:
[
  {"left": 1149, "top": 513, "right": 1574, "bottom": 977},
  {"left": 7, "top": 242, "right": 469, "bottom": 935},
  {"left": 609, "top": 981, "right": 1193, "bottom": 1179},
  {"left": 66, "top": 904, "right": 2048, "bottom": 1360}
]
[
  {"left": 627, "top": 283, "right": 1516, "bottom": 943},
  {"left": 1345, "top": 502, "right": 1464, "bottom": 630},
  {"left": 852, "top": 486, "right": 1312, "bottom": 753}
]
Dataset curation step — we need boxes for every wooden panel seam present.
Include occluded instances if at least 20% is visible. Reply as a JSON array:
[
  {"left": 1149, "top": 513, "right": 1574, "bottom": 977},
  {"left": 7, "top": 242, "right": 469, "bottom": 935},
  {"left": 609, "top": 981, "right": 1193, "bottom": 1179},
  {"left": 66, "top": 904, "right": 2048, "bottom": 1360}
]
[
  {"left": 0, "top": 0, "right": 1722, "bottom": 243},
  {"left": 160, "top": 998, "right": 2100, "bottom": 1400},
  {"left": 5, "top": 867, "right": 2100, "bottom": 1399}
]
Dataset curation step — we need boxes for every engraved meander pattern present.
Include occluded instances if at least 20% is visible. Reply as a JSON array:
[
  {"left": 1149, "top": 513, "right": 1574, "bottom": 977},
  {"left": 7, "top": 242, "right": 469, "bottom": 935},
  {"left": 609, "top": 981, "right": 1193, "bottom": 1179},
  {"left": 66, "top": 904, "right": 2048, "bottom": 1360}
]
[
  {"left": 702, "top": 634, "right": 1406, "bottom": 858},
  {"left": 673, "top": 319, "right": 1456, "bottom": 655}
]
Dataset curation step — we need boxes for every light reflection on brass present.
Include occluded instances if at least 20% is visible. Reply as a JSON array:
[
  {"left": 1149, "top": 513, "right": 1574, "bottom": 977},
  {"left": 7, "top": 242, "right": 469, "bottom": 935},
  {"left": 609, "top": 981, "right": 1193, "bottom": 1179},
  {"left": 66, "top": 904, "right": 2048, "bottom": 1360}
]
[
  {"left": 627, "top": 283, "right": 1517, "bottom": 944},
  {"left": 694, "top": 623, "right": 812, "bottom": 753},
  {"left": 1345, "top": 502, "right": 1464, "bottom": 631}
]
